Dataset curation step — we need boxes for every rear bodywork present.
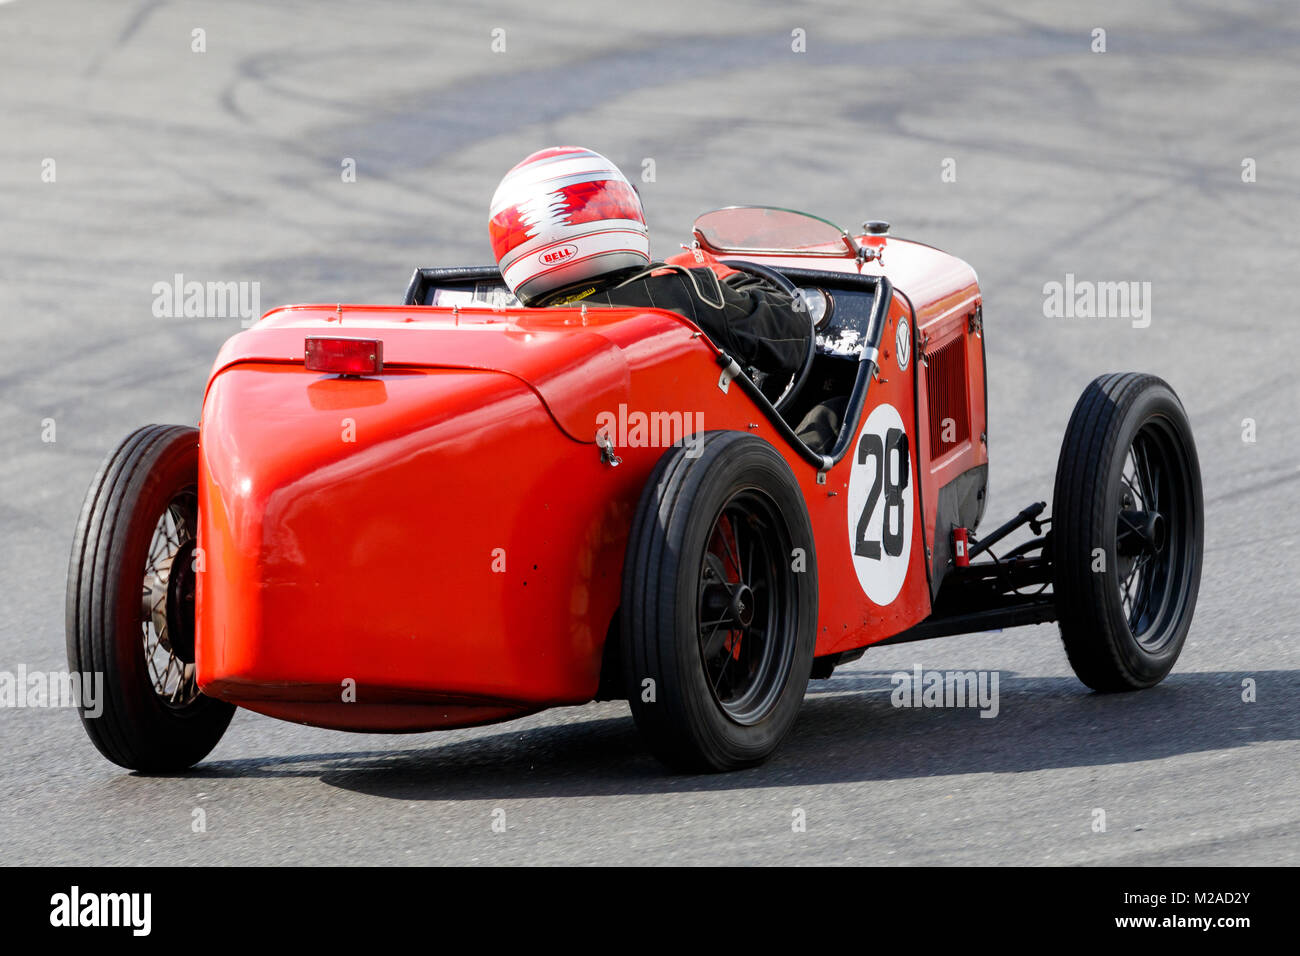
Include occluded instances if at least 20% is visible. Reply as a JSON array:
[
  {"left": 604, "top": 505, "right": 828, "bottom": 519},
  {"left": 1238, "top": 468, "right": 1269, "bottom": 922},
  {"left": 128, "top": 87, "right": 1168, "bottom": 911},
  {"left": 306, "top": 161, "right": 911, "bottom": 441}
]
[{"left": 196, "top": 233, "right": 985, "bottom": 731}]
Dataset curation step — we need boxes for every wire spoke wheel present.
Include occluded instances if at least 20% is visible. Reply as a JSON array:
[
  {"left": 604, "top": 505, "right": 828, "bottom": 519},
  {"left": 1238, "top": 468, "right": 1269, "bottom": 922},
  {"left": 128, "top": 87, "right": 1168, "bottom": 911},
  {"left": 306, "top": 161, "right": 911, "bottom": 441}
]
[
  {"left": 622, "top": 432, "right": 817, "bottom": 771},
  {"left": 696, "top": 494, "right": 797, "bottom": 724},
  {"left": 1051, "top": 374, "right": 1203, "bottom": 691},
  {"left": 140, "top": 493, "right": 201, "bottom": 708},
  {"left": 66, "top": 425, "right": 234, "bottom": 771},
  {"left": 1113, "top": 420, "right": 1195, "bottom": 652}
]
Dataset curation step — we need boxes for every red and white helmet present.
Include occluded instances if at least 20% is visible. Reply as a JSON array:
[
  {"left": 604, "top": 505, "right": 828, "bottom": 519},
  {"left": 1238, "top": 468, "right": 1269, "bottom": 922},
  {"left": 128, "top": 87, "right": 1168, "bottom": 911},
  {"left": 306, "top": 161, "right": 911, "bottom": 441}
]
[{"left": 489, "top": 146, "right": 650, "bottom": 305}]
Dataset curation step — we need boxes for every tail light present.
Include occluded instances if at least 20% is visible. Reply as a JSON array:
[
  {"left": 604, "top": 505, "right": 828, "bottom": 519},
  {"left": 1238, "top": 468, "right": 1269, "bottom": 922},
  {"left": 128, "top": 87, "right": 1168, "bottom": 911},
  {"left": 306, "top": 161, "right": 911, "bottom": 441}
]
[{"left": 305, "top": 337, "right": 383, "bottom": 376}]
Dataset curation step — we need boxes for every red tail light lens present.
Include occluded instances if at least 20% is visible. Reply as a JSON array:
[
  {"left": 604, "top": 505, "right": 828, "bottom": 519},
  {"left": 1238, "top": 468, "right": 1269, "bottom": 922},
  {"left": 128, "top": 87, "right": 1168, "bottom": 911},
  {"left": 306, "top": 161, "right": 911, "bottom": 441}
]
[{"left": 305, "top": 337, "right": 383, "bottom": 376}]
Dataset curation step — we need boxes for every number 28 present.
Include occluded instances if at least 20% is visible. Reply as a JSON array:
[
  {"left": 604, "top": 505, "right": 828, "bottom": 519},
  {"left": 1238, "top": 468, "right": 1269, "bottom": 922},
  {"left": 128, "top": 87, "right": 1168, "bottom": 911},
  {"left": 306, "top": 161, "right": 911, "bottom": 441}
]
[{"left": 854, "top": 427, "right": 909, "bottom": 560}]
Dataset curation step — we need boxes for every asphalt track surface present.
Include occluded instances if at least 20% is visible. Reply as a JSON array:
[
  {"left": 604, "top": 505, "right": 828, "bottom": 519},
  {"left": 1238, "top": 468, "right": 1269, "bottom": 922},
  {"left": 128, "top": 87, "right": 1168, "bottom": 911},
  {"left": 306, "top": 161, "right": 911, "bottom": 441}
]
[{"left": 1, "top": 1, "right": 1297, "bottom": 866}]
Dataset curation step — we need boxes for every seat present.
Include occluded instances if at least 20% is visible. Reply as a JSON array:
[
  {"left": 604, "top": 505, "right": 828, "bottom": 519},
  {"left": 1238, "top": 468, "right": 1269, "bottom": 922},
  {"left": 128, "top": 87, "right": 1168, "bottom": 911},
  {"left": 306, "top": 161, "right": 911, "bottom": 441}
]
[{"left": 794, "top": 395, "right": 849, "bottom": 454}]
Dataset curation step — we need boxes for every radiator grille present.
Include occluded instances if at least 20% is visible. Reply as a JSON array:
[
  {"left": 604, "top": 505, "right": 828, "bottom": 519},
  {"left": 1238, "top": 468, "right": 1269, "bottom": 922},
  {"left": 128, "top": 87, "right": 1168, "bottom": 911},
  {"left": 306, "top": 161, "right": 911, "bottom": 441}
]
[{"left": 926, "top": 334, "right": 969, "bottom": 460}]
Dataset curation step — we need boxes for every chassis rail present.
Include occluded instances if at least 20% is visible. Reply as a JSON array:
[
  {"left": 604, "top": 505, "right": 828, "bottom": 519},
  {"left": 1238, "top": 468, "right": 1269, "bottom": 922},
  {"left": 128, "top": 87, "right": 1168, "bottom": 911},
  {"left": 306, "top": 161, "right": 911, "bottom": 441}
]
[{"left": 873, "top": 499, "right": 1058, "bottom": 646}]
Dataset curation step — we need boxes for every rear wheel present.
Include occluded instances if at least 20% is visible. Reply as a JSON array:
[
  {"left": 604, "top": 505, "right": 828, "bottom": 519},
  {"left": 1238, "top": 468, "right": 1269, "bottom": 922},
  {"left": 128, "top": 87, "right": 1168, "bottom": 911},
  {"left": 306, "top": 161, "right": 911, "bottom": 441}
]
[
  {"left": 66, "top": 425, "right": 235, "bottom": 770},
  {"left": 621, "top": 432, "right": 817, "bottom": 771},
  {"left": 1051, "top": 374, "right": 1203, "bottom": 691}
]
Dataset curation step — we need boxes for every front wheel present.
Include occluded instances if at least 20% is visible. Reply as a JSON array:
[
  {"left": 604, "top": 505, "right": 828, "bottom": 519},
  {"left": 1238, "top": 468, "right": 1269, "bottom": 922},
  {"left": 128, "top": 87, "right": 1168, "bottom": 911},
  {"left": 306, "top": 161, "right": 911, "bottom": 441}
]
[
  {"left": 621, "top": 432, "right": 818, "bottom": 771},
  {"left": 66, "top": 425, "right": 235, "bottom": 771},
  {"left": 1051, "top": 374, "right": 1204, "bottom": 691}
]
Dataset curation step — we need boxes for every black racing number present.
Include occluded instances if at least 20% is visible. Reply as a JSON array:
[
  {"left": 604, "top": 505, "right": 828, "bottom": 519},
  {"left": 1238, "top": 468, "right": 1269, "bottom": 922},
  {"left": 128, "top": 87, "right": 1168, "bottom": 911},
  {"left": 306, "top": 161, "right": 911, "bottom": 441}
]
[
  {"left": 855, "top": 433, "right": 883, "bottom": 559},
  {"left": 881, "top": 427, "right": 907, "bottom": 557},
  {"left": 855, "top": 427, "right": 909, "bottom": 560}
]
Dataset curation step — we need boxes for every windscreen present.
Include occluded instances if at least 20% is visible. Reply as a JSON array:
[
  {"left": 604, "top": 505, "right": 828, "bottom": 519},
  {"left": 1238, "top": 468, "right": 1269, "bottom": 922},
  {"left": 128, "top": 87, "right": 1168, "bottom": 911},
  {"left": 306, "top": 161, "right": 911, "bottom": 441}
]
[{"left": 693, "top": 206, "right": 850, "bottom": 255}]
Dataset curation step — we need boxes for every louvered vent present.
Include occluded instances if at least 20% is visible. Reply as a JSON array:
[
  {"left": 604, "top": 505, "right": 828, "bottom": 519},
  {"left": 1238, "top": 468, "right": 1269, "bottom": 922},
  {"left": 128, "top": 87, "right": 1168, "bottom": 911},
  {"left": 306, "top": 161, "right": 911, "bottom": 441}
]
[{"left": 926, "top": 334, "right": 969, "bottom": 460}]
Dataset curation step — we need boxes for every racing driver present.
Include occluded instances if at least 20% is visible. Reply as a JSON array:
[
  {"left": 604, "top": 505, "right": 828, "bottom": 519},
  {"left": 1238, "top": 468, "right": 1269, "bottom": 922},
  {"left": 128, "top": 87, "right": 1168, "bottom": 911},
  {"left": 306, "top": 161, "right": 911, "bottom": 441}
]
[{"left": 488, "top": 146, "right": 813, "bottom": 400}]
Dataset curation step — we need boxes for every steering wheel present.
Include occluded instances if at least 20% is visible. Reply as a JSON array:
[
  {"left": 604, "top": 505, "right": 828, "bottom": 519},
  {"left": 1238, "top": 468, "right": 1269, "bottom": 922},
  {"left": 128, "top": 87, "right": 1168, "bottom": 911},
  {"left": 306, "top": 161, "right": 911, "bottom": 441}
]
[{"left": 718, "top": 259, "right": 817, "bottom": 414}]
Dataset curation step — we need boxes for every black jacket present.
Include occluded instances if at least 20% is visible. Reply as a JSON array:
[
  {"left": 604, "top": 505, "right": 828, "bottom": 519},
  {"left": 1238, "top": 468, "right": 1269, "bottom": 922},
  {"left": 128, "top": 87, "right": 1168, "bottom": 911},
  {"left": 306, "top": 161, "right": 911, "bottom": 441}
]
[{"left": 547, "top": 266, "right": 808, "bottom": 380}]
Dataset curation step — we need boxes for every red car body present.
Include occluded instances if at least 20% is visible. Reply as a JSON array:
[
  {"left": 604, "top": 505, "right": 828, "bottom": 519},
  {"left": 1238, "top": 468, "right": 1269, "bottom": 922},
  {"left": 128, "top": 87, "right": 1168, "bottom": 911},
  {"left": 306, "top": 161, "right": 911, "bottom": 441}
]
[{"left": 194, "top": 233, "right": 985, "bottom": 733}]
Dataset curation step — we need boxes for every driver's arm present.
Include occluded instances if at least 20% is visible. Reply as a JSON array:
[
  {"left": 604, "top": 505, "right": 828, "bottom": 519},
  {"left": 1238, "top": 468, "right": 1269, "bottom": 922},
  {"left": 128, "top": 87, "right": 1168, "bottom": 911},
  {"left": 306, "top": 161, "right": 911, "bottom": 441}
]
[
  {"left": 707, "top": 272, "right": 806, "bottom": 380},
  {"left": 579, "top": 264, "right": 807, "bottom": 383}
]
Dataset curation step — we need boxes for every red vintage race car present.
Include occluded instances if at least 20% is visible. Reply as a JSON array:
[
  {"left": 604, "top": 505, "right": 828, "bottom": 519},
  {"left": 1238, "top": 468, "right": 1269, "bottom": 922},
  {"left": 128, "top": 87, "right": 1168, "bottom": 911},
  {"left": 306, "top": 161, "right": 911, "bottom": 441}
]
[{"left": 67, "top": 206, "right": 1204, "bottom": 772}]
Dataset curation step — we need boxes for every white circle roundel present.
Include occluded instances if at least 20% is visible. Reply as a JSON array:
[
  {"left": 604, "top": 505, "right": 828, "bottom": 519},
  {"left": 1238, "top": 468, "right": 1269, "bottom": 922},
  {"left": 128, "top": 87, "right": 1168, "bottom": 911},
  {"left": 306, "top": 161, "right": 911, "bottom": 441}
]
[{"left": 846, "top": 402, "right": 913, "bottom": 606}]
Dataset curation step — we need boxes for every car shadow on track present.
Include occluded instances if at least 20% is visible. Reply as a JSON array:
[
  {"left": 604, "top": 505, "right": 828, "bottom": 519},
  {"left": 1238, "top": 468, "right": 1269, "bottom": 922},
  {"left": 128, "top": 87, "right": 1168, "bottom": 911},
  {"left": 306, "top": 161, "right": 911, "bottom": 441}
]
[{"left": 179, "top": 669, "right": 1296, "bottom": 798}]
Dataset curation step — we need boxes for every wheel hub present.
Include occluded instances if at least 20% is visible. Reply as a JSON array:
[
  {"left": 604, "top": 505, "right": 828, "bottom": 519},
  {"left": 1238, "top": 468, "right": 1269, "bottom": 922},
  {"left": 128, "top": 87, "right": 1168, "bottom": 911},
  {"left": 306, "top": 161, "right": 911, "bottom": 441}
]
[
  {"left": 144, "top": 538, "right": 197, "bottom": 665},
  {"left": 1118, "top": 509, "right": 1166, "bottom": 556},
  {"left": 166, "top": 539, "right": 198, "bottom": 664},
  {"left": 730, "top": 584, "right": 755, "bottom": 628}
]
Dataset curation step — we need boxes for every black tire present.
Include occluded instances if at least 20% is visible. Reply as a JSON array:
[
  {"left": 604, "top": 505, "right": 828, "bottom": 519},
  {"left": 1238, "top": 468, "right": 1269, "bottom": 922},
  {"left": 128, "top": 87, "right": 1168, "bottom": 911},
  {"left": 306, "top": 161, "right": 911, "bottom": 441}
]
[
  {"left": 66, "top": 425, "right": 235, "bottom": 771},
  {"left": 621, "top": 432, "right": 817, "bottom": 771},
  {"left": 1051, "top": 374, "right": 1204, "bottom": 691}
]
